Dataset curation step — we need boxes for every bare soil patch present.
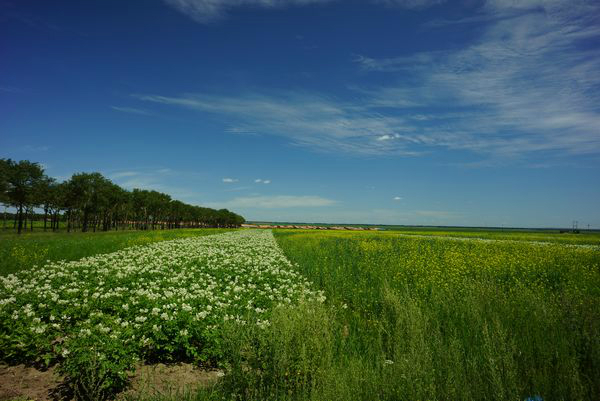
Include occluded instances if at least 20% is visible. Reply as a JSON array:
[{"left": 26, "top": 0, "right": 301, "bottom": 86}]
[
  {"left": 118, "top": 363, "right": 223, "bottom": 399},
  {"left": 0, "top": 364, "right": 62, "bottom": 401},
  {"left": 0, "top": 363, "right": 222, "bottom": 401}
]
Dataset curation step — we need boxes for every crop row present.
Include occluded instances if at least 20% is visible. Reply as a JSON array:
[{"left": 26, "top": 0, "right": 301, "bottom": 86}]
[{"left": 0, "top": 230, "right": 324, "bottom": 397}]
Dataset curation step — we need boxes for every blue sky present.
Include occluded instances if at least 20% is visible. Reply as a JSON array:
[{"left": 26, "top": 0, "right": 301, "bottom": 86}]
[{"left": 1, "top": 0, "right": 599, "bottom": 228}]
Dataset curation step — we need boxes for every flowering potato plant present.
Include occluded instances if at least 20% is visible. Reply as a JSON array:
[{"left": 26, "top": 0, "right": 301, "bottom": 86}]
[{"left": 0, "top": 230, "right": 324, "bottom": 397}]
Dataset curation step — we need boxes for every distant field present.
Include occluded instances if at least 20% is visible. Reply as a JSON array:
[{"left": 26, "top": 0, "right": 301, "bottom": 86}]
[
  {"left": 373, "top": 228, "right": 600, "bottom": 245},
  {"left": 250, "top": 222, "right": 600, "bottom": 245},
  {"left": 0, "top": 228, "right": 235, "bottom": 276}
]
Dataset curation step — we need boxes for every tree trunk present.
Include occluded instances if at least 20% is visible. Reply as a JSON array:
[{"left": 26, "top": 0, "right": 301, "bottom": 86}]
[
  {"left": 43, "top": 207, "right": 48, "bottom": 232},
  {"left": 82, "top": 211, "right": 88, "bottom": 232},
  {"left": 17, "top": 204, "right": 23, "bottom": 234}
]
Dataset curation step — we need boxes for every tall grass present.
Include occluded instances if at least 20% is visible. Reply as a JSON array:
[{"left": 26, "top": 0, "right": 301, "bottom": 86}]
[
  {"left": 267, "top": 231, "right": 600, "bottom": 400},
  {"left": 0, "top": 228, "right": 234, "bottom": 276},
  {"left": 383, "top": 228, "right": 600, "bottom": 245}
]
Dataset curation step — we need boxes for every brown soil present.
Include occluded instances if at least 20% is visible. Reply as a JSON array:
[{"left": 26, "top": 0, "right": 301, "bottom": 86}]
[
  {"left": 0, "top": 364, "right": 62, "bottom": 401},
  {"left": 0, "top": 363, "right": 222, "bottom": 401},
  {"left": 118, "top": 363, "right": 223, "bottom": 399}
]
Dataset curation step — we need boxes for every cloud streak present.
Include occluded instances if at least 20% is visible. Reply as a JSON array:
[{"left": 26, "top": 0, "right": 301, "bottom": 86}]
[
  {"left": 164, "top": 0, "right": 333, "bottom": 23},
  {"left": 135, "top": 92, "right": 420, "bottom": 155},
  {"left": 355, "top": 0, "right": 600, "bottom": 159},
  {"left": 163, "top": 0, "right": 445, "bottom": 22},
  {"left": 208, "top": 195, "right": 337, "bottom": 209},
  {"left": 111, "top": 106, "right": 152, "bottom": 115},
  {"left": 141, "top": 0, "right": 600, "bottom": 162}
]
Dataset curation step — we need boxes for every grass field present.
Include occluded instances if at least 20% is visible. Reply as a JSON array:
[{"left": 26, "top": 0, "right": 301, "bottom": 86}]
[
  {"left": 0, "top": 228, "right": 235, "bottom": 276},
  {"left": 1, "top": 228, "right": 599, "bottom": 400},
  {"left": 380, "top": 228, "right": 600, "bottom": 246},
  {"left": 266, "top": 230, "right": 600, "bottom": 400}
]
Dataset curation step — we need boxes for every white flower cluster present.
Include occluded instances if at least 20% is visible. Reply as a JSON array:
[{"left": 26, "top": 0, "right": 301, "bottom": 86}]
[{"left": 0, "top": 230, "right": 324, "bottom": 363}]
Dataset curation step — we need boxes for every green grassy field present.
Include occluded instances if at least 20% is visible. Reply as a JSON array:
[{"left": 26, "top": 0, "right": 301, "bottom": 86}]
[
  {"left": 0, "top": 228, "right": 235, "bottom": 276},
  {"left": 1, "top": 228, "right": 599, "bottom": 400},
  {"left": 269, "top": 230, "right": 600, "bottom": 400},
  {"left": 381, "top": 228, "right": 600, "bottom": 245}
]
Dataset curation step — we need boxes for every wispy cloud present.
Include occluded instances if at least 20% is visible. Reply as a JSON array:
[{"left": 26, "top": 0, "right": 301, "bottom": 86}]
[
  {"left": 140, "top": 0, "right": 599, "bottom": 162},
  {"left": 222, "top": 177, "right": 238, "bottom": 183},
  {"left": 135, "top": 92, "right": 420, "bottom": 156},
  {"left": 163, "top": 0, "right": 333, "bottom": 23},
  {"left": 225, "top": 127, "right": 257, "bottom": 135},
  {"left": 110, "top": 171, "right": 140, "bottom": 179},
  {"left": 208, "top": 195, "right": 337, "bottom": 209},
  {"left": 164, "top": 0, "right": 444, "bottom": 23},
  {"left": 22, "top": 145, "right": 49, "bottom": 152},
  {"left": 393, "top": 196, "right": 403, "bottom": 200},
  {"left": 0, "top": 85, "right": 22, "bottom": 93},
  {"left": 111, "top": 106, "right": 152, "bottom": 115},
  {"left": 255, "top": 179, "right": 271, "bottom": 184},
  {"left": 376, "top": 0, "right": 445, "bottom": 8},
  {"left": 353, "top": 0, "right": 600, "bottom": 160}
]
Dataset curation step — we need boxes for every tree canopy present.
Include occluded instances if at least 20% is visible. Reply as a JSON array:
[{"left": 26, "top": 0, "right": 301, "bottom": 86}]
[{"left": 0, "top": 158, "right": 245, "bottom": 234}]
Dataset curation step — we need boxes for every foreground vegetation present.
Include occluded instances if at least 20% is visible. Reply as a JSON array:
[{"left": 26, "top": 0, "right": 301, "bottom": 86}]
[
  {"left": 0, "top": 230, "right": 324, "bottom": 399},
  {"left": 1, "top": 229, "right": 598, "bottom": 400}
]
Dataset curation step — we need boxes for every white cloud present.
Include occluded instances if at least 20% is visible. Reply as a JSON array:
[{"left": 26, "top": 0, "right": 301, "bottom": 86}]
[
  {"left": 375, "top": 0, "right": 445, "bottom": 10},
  {"left": 111, "top": 106, "right": 152, "bottom": 115},
  {"left": 163, "top": 0, "right": 333, "bottom": 22},
  {"left": 222, "top": 178, "right": 238, "bottom": 183},
  {"left": 0, "top": 85, "right": 22, "bottom": 93},
  {"left": 22, "top": 145, "right": 49, "bottom": 152},
  {"left": 163, "top": 0, "right": 445, "bottom": 23},
  {"left": 376, "top": 134, "right": 402, "bottom": 141},
  {"left": 209, "top": 195, "right": 337, "bottom": 209},
  {"left": 141, "top": 0, "right": 600, "bottom": 162},
  {"left": 263, "top": 180, "right": 271, "bottom": 184},
  {"left": 255, "top": 178, "right": 271, "bottom": 184},
  {"left": 110, "top": 171, "right": 140, "bottom": 179},
  {"left": 255, "top": 179, "right": 262, "bottom": 183},
  {"left": 225, "top": 127, "right": 257, "bottom": 135},
  {"left": 393, "top": 196, "right": 402, "bottom": 200},
  {"left": 353, "top": 0, "right": 600, "bottom": 159},
  {"left": 135, "top": 92, "right": 419, "bottom": 156}
]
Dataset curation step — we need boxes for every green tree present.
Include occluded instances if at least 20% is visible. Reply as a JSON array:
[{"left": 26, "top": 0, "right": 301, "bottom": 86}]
[{"left": 3, "top": 159, "right": 45, "bottom": 234}]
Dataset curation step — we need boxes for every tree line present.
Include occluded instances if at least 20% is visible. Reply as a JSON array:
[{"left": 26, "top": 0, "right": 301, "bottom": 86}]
[{"left": 0, "top": 159, "right": 245, "bottom": 234}]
